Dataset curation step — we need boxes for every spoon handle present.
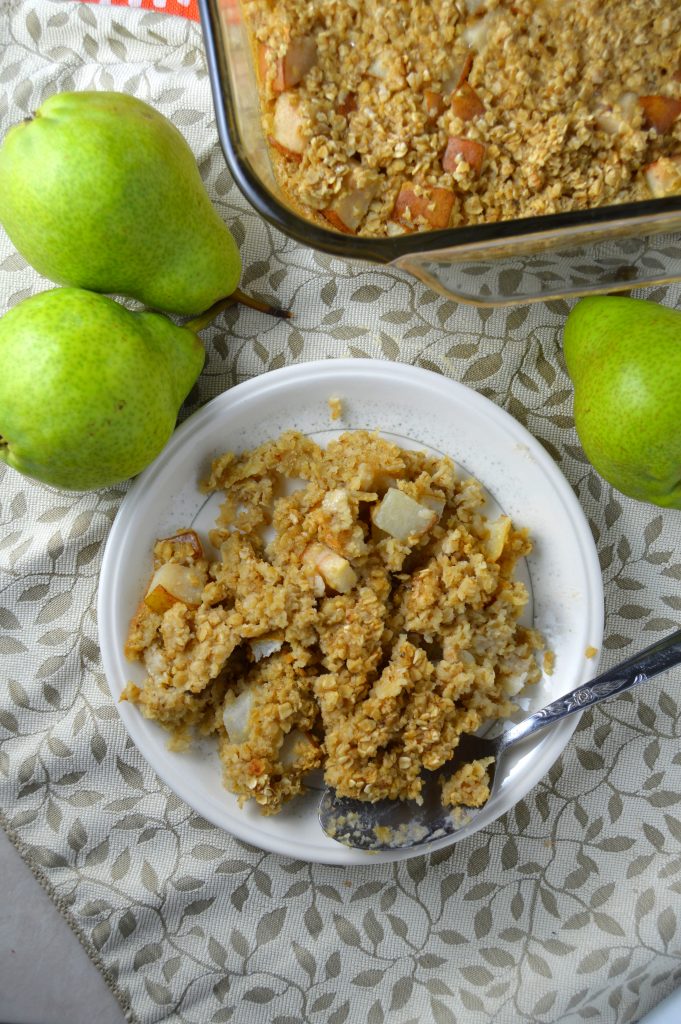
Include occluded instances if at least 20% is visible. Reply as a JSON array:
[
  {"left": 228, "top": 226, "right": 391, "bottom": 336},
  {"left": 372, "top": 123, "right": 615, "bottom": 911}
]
[{"left": 500, "top": 628, "right": 681, "bottom": 751}]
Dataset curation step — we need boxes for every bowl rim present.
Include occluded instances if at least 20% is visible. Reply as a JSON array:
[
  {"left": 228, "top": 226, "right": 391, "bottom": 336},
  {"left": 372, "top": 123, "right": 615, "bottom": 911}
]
[{"left": 199, "top": 0, "right": 681, "bottom": 265}]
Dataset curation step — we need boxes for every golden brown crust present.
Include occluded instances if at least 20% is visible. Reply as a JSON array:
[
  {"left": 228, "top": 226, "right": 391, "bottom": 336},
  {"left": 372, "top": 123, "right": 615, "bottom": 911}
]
[{"left": 243, "top": 0, "right": 681, "bottom": 235}]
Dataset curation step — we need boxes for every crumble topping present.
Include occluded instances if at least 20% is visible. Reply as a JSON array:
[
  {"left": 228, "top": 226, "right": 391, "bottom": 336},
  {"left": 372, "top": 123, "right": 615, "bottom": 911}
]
[
  {"left": 241, "top": 0, "right": 681, "bottom": 236},
  {"left": 124, "top": 430, "right": 545, "bottom": 815}
]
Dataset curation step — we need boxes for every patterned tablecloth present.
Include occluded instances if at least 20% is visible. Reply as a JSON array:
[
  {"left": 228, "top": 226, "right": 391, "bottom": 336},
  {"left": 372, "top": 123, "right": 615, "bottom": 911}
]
[{"left": 2, "top": 2, "right": 681, "bottom": 1022}]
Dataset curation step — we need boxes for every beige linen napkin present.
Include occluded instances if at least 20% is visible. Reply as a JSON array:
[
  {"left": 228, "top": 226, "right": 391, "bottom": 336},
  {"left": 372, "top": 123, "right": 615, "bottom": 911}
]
[{"left": 1, "top": 2, "right": 681, "bottom": 1022}]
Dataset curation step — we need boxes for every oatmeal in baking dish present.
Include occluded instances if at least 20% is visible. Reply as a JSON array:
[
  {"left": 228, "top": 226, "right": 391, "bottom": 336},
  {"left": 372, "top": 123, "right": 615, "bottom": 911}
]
[
  {"left": 242, "top": 0, "right": 681, "bottom": 236},
  {"left": 123, "top": 430, "right": 545, "bottom": 815}
]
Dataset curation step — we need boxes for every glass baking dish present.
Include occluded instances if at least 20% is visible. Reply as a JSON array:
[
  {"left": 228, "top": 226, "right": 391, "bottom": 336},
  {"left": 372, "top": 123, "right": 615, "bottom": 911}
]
[{"left": 199, "top": 0, "right": 681, "bottom": 308}]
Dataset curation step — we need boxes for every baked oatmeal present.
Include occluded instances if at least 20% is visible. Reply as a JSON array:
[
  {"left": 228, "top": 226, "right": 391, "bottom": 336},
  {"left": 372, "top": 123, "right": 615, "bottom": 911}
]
[
  {"left": 123, "top": 430, "right": 544, "bottom": 816},
  {"left": 241, "top": 0, "right": 681, "bottom": 236}
]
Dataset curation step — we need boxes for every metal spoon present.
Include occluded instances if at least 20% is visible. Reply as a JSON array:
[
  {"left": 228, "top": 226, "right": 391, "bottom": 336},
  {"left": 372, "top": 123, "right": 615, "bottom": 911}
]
[{"left": 319, "top": 628, "right": 681, "bottom": 852}]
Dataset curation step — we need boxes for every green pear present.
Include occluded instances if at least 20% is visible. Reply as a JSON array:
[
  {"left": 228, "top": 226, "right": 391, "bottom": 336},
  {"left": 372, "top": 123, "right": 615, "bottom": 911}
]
[
  {"left": 563, "top": 296, "right": 681, "bottom": 509},
  {"left": 0, "top": 288, "right": 205, "bottom": 490},
  {"left": 0, "top": 91, "right": 241, "bottom": 316}
]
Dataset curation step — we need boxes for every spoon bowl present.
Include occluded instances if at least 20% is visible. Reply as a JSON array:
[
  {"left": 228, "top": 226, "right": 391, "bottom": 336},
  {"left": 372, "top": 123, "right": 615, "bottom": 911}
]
[{"left": 319, "top": 629, "right": 681, "bottom": 851}]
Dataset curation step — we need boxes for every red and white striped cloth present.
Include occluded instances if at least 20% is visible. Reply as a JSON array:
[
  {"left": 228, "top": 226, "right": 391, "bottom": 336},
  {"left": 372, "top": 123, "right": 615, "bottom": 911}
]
[{"left": 84, "top": 0, "right": 199, "bottom": 22}]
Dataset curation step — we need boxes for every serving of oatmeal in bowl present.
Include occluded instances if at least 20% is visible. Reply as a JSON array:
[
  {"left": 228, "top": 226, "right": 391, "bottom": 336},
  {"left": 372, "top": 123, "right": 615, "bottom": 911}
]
[{"left": 98, "top": 360, "right": 603, "bottom": 864}]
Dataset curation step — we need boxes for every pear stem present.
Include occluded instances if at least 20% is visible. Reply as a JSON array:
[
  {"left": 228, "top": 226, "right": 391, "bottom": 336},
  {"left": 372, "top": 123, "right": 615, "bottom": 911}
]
[
  {"left": 184, "top": 297, "right": 239, "bottom": 334},
  {"left": 231, "top": 288, "right": 291, "bottom": 320},
  {"left": 184, "top": 289, "right": 291, "bottom": 333}
]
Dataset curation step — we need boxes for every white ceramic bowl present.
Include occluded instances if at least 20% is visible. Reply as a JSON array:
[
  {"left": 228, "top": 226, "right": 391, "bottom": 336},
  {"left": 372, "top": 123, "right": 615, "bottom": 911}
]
[{"left": 98, "top": 359, "right": 604, "bottom": 864}]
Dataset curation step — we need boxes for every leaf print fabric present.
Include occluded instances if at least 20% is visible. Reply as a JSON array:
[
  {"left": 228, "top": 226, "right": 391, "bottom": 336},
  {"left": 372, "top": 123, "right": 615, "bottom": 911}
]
[{"left": 1, "top": 3, "right": 681, "bottom": 1023}]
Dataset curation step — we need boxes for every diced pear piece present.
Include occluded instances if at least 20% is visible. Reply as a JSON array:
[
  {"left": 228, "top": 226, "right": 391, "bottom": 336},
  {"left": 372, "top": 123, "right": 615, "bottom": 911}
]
[
  {"left": 372, "top": 488, "right": 439, "bottom": 541},
  {"left": 442, "top": 51, "right": 474, "bottom": 97},
  {"left": 159, "top": 528, "right": 203, "bottom": 559},
  {"left": 323, "top": 163, "right": 380, "bottom": 234},
  {"left": 639, "top": 95, "right": 681, "bottom": 134},
  {"left": 443, "top": 135, "right": 485, "bottom": 176},
  {"left": 424, "top": 89, "right": 446, "bottom": 120},
  {"left": 337, "top": 92, "right": 358, "bottom": 117},
  {"left": 594, "top": 91, "right": 638, "bottom": 134},
  {"left": 483, "top": 514, "right": 511, "bottom": 562},
  {"left": 392, "top": 184, "right": 455, "bottom": 230},
  {"left": 272, "top": 92, "right": 307, "bottom": 158},
  {"left": 144, "top": 563, "right": 204, "bottom": 612},
  {"left": 644, "top": 154, "right": 681, "bottom": 198},
  {"left": 258, "top": 36, "right": 317, "bottom": 94},
  {"left": 311, "top": 573, "right": 326, "bottom": 597},
  {"left": 451, "top": 82, "right": 485, "bottom": 122},
  {"left": 594, "top": 107, "right": 623, "bottom": 134},
  {"left": 249, "top": 636, "right": 284, "bottom": 662},
  {"left": 223, "top": 687, "right": 256, "bottom": 744},
  {"left": 618, "top": 92, "right": 639, "bottom": 122},
  {"left": 420, "top": 494, "right": 447, "bottom": 517},
  {"left": 144, "top": 582, "right": 175, "bottom": 614},
  {"left": 303, "top": 542, "right": 358, "bottom": 593},
  {"left": 323, "top": 210, "right": 352, "bottom": 234},
  {"left": 368, "top": 54, "right": 390, "bottom": 80},
  {"left": 282, "top": 36, "right": 317, "bottom": 89},
  {"left": 268, "top": 135, "right": 303, "bottom": 163},
  {"left": 279, "top": 728, "right": 315, "bottom": 766},
  {"left": 463, "top": 12, "right": 496, "bottom": 49}
]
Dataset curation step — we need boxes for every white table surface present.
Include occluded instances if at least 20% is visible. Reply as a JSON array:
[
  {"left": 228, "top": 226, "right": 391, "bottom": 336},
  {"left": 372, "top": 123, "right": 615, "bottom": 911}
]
[{"left": 0, "top": 828, "right": 127, "bottom": 1024}]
